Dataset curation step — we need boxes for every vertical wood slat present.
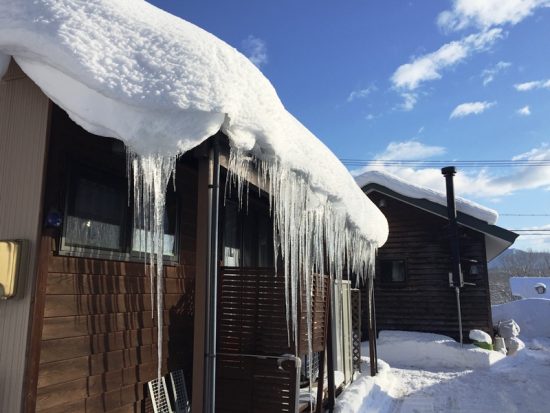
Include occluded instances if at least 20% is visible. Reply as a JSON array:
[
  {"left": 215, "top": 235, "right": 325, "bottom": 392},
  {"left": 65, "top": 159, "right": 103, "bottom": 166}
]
[
  {"left": 216, "top": 267, "right": 330, "bottom": 413},
  {"left": 0, "top": 59, "right": 50, "bottom": 413}
]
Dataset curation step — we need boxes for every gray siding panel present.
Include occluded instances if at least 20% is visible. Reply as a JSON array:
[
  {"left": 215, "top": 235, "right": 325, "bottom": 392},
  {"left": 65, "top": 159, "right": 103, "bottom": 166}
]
[{"left": 0, "top": 60, "right": 49, "bottom": 413}]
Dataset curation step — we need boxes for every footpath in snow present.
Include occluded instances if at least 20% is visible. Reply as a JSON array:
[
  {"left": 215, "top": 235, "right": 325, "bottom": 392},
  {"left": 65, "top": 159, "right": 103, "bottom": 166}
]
[{"left": 336, "top": 329, "right": 550, "bottom": 413}]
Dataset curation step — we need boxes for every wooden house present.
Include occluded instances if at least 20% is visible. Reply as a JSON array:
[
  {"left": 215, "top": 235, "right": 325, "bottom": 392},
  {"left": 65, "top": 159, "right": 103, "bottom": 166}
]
[
  {"left": 356, "top": 171, "right": 518, "bottom": 341},
  {"left": 0, "top": 3, "right": 387, "bottom": 409}
]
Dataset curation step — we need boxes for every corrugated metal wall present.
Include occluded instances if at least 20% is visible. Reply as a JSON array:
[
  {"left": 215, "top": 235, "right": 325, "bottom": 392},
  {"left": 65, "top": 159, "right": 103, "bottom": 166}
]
[{"left": 0, "top": 59, "right": 50, "bottom": 413}]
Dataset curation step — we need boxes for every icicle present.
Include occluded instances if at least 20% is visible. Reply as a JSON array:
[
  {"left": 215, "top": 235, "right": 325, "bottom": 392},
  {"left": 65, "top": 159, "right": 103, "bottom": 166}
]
[
  {"left": 127, "top": 150, "right": 177, "bottom": 380},
  {"left": 226, "top": 145, "right": 379, "bottom": 395}
]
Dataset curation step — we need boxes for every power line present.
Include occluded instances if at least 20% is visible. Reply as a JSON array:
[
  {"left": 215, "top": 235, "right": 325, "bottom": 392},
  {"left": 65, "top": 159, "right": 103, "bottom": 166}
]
[
  {"left": 340, "top": 159, "right": 550, "bottom": 168},
  {"left": 510, "top": 229, "right": 550, "bottom": 232},
  {"left": 501, "top": 214, "right": 550, "bottom": 217}
]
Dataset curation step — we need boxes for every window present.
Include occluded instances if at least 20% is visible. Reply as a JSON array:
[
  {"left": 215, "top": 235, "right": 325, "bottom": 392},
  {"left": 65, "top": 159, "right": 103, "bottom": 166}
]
[
  {"left": 379, "top": 259, "right": 406, "bottom": 283},
  {"left": 61, "top": 164, "right": 178, "bottom": 261},
  {"left": 63, "top": 168, "right": 127, "bottom": 251},
  {"left": 222, "top": 199, "right": 274, "bottom": 268}
]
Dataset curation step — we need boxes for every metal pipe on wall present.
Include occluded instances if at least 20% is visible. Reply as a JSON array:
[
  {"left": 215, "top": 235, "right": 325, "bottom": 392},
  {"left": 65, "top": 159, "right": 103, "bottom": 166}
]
[
  {"left": 203, "top": 137, "right": 220, "bottom": 413},
  {"left": 441, "top": 166, "right": 464, "bottom": 345}
]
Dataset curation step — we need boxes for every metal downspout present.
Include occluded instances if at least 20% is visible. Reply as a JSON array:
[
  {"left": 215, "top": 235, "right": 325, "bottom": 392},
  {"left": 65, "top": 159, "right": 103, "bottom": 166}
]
[
  {"left": 441, "top": 166, "right": 464, "bottom": 345},
  {"left": 204, "top": 138, "right": 220, "bottom": 413}
]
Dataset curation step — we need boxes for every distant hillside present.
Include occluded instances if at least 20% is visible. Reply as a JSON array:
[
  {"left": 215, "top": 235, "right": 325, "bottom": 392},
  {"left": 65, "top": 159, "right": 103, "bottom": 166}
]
[{"left": 489, "top": 248, "right": 550, "bottom": 272}]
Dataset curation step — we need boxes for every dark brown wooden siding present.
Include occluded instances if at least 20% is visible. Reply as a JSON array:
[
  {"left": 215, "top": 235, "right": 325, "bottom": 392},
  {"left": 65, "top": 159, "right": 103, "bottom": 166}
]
[
  {"left": 363, "top": 192, "right": 492, "bottom": 341},
  {"left": 33, "top": 107, "right": 198, "bottom": 412}
]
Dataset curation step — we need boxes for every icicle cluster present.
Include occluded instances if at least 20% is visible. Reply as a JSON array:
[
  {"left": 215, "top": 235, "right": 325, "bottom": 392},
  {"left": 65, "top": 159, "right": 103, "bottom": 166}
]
[
  {"left": 127, "top": 151, "right": 178, "bottom": 379},
  {"left": 126, "top": 145, "right": 378, "bottom": 385},
  {"left": 227, "top": 147, "right": 378, "bottom": 376}
]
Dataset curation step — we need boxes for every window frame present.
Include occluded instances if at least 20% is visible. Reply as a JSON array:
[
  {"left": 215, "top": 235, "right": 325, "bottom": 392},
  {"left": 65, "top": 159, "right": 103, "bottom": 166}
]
[
  {"left": 377, "top": 258, "right": 407, "bottom": 286},
  {"left": 59, "top": 161, "right": 180, "bottom": 264}
]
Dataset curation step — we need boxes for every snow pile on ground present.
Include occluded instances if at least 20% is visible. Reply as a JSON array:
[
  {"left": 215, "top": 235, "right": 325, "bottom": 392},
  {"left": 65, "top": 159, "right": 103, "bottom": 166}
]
[
  {"left": 469, "top": 329, "right": 492, "bottom": 344},
  {"left": 493, "top": 298, "right": 550, "bottom": 339},
  {"left": 0, "top": 0, "right": 388, "bottom": 247},
  {"left": 355, "top": 170, "right": 498, "bottom": 224},
  {"left": 336, "top": 331, "right": 550, "bottom": 412},
  {"left": 375, "top": 331, "right": 504, "bottom": 370},
  {"left": 334, "top": 358, "right": 396, "bottom": 413}
]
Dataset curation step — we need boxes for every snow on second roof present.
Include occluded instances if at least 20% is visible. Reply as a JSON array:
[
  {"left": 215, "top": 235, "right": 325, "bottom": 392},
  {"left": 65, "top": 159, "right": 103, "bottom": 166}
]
[
  {"left": 355, "top": 170, "right": 499, "bottom": 225},
  {"left": 510, "top": 277, "right": 550, "bottom": 299},
  {"left": 0, "top": 0, "right": 388, "bottom": 246}
]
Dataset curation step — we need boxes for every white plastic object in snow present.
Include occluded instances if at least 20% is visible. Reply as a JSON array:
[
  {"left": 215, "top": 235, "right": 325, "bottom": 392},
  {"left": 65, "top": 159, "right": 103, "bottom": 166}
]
[
  {"left": 469, "top": 329, "right": 492, "bottom": 345},
  {"left": 498, "top": 319, "right": 521, "bottom": 339},
  {"left": 504, "top": 336, "right": 525, "bottom": 356},
  {"left": 494, "top": 336, "right": 507, "bottom": 355}
]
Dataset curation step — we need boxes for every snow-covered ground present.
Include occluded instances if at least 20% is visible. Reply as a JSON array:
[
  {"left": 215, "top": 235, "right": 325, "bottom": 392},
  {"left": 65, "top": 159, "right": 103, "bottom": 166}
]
[{"left": 336, "top": 331, "right": 550, "bottom": 413}]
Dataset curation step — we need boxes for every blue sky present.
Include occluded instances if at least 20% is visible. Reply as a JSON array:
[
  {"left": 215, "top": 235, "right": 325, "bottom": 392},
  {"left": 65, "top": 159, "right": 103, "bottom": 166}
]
[{"left": 150, "top": 0, "right": 550, "bottom": 252}]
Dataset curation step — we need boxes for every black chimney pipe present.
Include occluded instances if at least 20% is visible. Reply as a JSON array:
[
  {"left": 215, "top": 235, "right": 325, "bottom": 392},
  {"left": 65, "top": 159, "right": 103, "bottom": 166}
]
[
  {"left": 441, "top": 166, "right": 462, "bottom": 287},
  {"left": 442, "top": 166, "right": 464, "bottom": 345}
]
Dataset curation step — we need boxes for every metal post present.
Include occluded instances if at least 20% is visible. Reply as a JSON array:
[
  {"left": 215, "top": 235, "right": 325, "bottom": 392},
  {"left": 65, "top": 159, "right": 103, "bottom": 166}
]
[
  {"left": 204, "top": 138, "right": 220, "bottom": 413},
  {"left": 441, "top": 166, "right": 464, "bottom": 344}
]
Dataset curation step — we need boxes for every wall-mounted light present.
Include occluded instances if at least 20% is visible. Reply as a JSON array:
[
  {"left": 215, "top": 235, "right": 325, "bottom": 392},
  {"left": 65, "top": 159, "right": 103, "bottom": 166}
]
[{"left": 0, "top": 240, "right": 26, "bottom": 299}]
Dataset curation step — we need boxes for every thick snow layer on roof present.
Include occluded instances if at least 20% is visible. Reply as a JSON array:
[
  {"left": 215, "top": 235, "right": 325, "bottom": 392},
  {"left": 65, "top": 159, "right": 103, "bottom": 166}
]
[
  {"left": 509, "top": 277, "right": 550, "bottom": 299},
  {"left": 0, "top": 0, "right": 388, "bottom": 246},
  {"left": 355, "top": 170, "right": 498, "bottom": 224}
]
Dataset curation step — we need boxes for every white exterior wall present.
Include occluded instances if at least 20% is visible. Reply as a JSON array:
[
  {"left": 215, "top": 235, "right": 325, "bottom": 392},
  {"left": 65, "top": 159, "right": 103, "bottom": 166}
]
[{"left": 0, "top": 60, "right": 49, "bottom": 413}]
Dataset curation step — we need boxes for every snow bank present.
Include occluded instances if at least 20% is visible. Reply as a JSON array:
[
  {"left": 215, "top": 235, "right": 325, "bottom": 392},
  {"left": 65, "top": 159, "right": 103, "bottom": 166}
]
[
  {"left": 334, "top": 358, "right": 396, "bottom": 413},
  {"left": 509, "top": 276, "right": 550, "bottom": 299},
  {"left": 493, "top": 299, "right": 550, "bottom": 339},
  {"left": 375, "top": 331, "right": 504, "bottom": 370},
  {"left": 355, "top": 170, "right": 498, "bottom": 224},
  {"left": 0, "top": 0, "right": 388, "bottom": 247}
]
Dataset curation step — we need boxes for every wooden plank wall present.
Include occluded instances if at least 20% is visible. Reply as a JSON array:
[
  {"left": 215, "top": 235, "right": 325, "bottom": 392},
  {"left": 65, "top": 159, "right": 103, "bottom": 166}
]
[
  {"left": 32, "top": 108, "right": 198, "bottom": 412},
  {"left": 216, "top": 268, "right": 329, "bottom": 413},
  {"left": 363, "top": 192, "right": 492, "bottom": 341},
  {"left": 0, "top": 59, "right": 50, "bottom": 413}
]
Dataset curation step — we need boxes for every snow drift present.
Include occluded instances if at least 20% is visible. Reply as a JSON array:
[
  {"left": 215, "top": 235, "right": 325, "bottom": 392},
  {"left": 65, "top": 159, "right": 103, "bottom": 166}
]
[
  {"left": 374, "top": 331, "right": 504, "bottom": 370},
  {"left": 355, "top": 170, "right": 498, "bottom": 224},
  {"left": 493, "top": 299, "right": 550, "bottom": 339}
]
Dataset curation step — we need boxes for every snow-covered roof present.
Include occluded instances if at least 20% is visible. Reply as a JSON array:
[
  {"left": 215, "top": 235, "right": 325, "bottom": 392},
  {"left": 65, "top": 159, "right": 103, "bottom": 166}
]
[
  {"left": 0, "top": 0, "right": 388, "bottom": 246},
  {"left": 355, "top": 170, "right": 498, "bottom": 225},
  {"left": 509, "top": 277, "right": 550, "bottom": 300}
]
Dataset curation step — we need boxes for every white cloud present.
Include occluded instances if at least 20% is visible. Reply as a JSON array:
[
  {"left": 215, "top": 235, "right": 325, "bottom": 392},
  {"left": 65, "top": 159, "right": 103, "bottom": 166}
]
[
  {"left": 437, "top": 0, "right": 550, "bottom": 32},
  {"left": 514, "top": 79, "right": 550, "bottom": 91},
  {"left": 450, "top": 101, "right": 496, "bottom": 118},
  {"left": 514, "top": 224, "right": 550, "bottom": 252},
  {"left": 391, "top": 29, "right": 503, "bottom": 91},
  {"left": 347, "top": 85, "right": 376, "bottom": 102},
  {"left": 398, "top": 92, "right": 418, "bottom": 111},
  {"left": 375, "top": 140, "right": 446, "bottom": 161},
  {"left": 241, "top": 35, "right": 268, "bottom": 67},
  {"left": 517, "top": 105, "right": 531, "bottom": 116},
  {"left": 353, "top": 142, "right": 550, "bottom": 201},
  {"left": 482, "top": 61, "right": 512, "bottom": 85}
]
